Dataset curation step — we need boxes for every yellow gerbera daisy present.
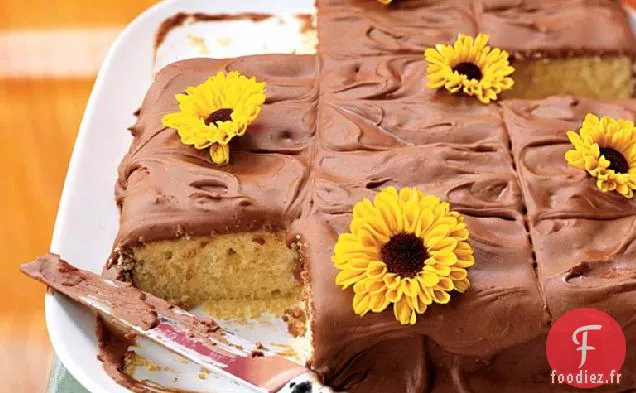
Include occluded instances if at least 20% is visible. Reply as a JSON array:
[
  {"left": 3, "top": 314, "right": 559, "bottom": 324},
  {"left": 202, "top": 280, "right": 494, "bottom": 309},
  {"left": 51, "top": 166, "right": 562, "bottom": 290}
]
[
  {"left": 424, "top": 33, "right": 514, "bottom": 104},
  {"left": 565, "top": 113, "right": 636, "bottom": 198},
  {"left": 332, "top": 187, "right": 475, "bottom": 325},
  {"left": 162, "top": 71, "right": 266, "bottom": 165}
]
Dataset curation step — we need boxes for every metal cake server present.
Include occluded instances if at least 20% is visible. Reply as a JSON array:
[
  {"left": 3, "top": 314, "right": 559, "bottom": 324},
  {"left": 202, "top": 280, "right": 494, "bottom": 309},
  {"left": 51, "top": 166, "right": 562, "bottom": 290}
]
[{"left": 21, "top": 253, "right": 334, "bottom": 393}]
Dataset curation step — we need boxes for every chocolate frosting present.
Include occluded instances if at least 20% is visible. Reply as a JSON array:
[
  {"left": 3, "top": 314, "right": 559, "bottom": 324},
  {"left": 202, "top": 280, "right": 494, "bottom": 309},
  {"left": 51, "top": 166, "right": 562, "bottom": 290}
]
[
  {"left": 317, "top": 0, "right": 636, "bottom": 58},
  {"left": 23, "top": 254, "right": 166, "bottom": 330},
  {"left": 107, "top": 1, "right": 636, "bottom": 392},
  {"left": 112, "top": 56, "right": 317, "bottom": 249},
  {"left": 503, "top": 97, "right": 636, "bottom": 223}
]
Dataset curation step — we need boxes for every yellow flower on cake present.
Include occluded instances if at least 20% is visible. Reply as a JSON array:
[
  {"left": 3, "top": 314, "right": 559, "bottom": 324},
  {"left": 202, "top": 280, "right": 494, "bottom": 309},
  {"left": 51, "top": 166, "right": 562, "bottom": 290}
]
[
  {"left": 162, "top": 71, "right": 266, "bottom": 165},
  {"left": 424, "top": 33, "right": 514, "bottom": 104},
  {"left": 377, "top": 0, "right": 392, "bottom": 4},
  {"left": 565, "top": 113, "right": 636, "bottom": 198},
  {"left": 332, "top": 187, "right": 475, "bottom": 325}
]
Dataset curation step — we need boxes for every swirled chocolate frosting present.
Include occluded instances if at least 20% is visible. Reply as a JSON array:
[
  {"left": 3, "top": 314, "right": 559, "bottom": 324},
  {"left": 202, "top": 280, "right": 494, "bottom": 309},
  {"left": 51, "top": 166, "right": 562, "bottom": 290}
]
[{"left": 108, "top": 1, "right": 636, "bottom": 392}]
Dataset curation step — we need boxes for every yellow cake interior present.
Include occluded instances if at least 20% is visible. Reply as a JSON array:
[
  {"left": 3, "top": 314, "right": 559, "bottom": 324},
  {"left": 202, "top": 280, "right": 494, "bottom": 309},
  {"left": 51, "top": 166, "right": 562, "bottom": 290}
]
[
  {"left": 132, "top": 231, "right": 303, "bottom": 320},
  {"left": 505, "top": 56, "right": 633, "bottom": 99},
  {"left": 129, "top": 230, "right": 312, "bottom": 369}
]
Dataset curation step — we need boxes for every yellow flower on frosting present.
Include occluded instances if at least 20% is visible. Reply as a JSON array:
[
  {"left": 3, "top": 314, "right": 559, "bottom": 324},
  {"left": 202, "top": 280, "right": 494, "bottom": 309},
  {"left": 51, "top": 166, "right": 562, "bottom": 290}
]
[
  {"left": 162, "top": 71, "right": 266, "bottom": 165},
  {"left": 377, "top": 0, "right": 392, "bottom": 4},
  {"left": 565, "top": 113, "right": 636, "bottom": 198},
  {"left": 332, "top": 187, "right": 475, "bottom": 325},
  {"left": 424, "top": 33, "right": 514, "bottom": 104}
]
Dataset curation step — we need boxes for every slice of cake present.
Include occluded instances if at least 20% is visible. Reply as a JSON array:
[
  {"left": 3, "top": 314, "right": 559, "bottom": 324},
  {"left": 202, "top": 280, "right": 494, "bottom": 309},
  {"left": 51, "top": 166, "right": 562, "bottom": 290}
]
[
  {"left": 318, "top": 0, "right": 636, "bottom": 98},
  {"left": 105, "top": 1, "right": 636, "bottom": 392},
  {"left": 108, "top": 56, "right": 317, "bottom": 318}
]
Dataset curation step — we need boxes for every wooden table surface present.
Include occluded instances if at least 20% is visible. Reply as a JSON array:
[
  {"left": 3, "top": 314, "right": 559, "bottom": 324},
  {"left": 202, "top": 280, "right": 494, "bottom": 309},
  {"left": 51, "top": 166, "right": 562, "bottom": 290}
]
[{"left": 0, "top": 1, "right": 156, "bottom": 391}]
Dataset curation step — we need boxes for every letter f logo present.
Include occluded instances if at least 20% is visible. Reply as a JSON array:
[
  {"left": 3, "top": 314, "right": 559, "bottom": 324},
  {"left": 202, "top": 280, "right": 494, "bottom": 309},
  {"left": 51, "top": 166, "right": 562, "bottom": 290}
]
[
  {"left": 572, "top": 324, "right": 602, "bottom": 368},
  {"left": 547, "top": 309, "right": 626, "bottom": 388}
]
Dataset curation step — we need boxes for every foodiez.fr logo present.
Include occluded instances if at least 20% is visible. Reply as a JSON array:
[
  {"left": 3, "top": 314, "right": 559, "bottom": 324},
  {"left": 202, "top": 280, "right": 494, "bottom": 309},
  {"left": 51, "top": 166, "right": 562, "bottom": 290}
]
[{"left": 546, "top": 308, "right": 626, "bottom": 388}]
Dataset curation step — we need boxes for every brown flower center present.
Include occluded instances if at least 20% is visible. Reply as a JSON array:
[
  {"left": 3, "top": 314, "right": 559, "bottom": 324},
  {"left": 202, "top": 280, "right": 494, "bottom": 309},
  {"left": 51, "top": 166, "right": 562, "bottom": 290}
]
[
  {"left": 452, "top": 62, "right": 482, "bottom": 81},
  {"left": 600, "top": 147, "right": 629, "bottom": 174},
  {"left": 381, "top": 233, "right": 428, "bottom": 278},
  {"left": 205, "top": 108, "right": 233, "bottom": 126}
]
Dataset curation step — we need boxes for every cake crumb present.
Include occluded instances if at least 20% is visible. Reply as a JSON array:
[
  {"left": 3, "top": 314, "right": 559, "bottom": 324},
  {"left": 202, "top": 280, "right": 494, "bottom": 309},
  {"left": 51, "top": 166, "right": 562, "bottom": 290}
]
[
  {"left": 271, "top": 343, "right": 299, "bottom": 361},
  {"left": 198, "top": 367, "right": 209, "bottom": 380},
  {"left": 123, "top": 351, "right": 174, "bottom": 374},
  {"left": 217, "top": 36, "right": 231, "bottom": 47},
  {"left": 201, "top": 319, "right": 220, "bottom": 333},
  {"left": 188, "top": 34, "right": 210, "bottom": 55},
  {"left": 283, "top": 307, "right": 307, "bottom": 337}
]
